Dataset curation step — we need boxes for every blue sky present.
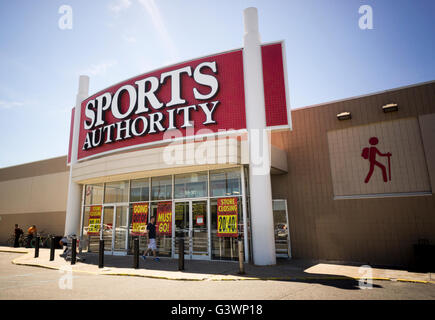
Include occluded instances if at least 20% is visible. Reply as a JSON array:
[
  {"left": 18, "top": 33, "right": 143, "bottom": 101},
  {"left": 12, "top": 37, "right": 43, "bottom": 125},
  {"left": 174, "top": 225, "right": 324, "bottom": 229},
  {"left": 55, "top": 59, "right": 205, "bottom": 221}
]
[{"left": 0, "top": 0, "right": 434, "bottom": 168}]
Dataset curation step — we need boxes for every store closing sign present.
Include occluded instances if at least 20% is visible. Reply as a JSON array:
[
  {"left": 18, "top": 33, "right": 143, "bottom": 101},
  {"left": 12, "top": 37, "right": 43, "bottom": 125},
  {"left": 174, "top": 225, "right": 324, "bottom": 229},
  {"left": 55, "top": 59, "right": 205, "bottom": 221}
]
[
  {"left": 157, "top": 202, "right": 172, "bottom": 235},
  {"left": 87, "top": 205, "right": 102, "bottom": 235},
  {"left": 131, "top": 203, "right": 148, "bottom": 236},
  {"left": 217, "top": 197, "right": 238, "bottom": 237}
]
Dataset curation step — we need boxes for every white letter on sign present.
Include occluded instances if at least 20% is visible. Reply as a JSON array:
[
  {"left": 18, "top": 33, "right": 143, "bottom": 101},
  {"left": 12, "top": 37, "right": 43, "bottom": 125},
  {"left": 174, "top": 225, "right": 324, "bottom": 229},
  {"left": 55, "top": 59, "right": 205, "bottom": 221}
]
[
  {"left": 84, "top": 100, "right": 96, "bottom": 129},
  {"left": 135, "top": 76, "right": 163, "bottom": 113},
  {"left": 193, "top": 62, "right": 219, "bottom": 100},
  {"left": 198, "top": 101, "right": 219, "bottom": 125},
  {"left": 160, "top": 66, "right": 192, "bottom": 107},
  {"left": 111, "top": 85, "right": 137, "bottom": 119},
  {"left": 95, "top": 92, "right": 112, "bottom": 127}
]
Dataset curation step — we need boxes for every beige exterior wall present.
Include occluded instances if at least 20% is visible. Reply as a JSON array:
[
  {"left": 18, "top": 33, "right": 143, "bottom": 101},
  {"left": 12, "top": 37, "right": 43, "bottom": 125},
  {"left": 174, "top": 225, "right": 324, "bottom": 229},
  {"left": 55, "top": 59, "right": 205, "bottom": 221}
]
[
  {"left": 0, "top": 171, "right": 69, "bottom": 215},
  {"left": 278, "top": 80, "right": 435, "bottom": 267},
  {"left": 0, "top": 212, "right": 66, "bottom": 244},
  {"left": 0, "top": 156, "right": 69, "bottom": 244}
]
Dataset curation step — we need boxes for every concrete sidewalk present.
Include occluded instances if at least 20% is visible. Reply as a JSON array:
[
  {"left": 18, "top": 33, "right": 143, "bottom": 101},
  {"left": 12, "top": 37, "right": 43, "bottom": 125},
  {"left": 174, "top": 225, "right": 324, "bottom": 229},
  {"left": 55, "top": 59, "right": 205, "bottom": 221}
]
[{"left": 1, "top": 246, "right": 433, "bottom": 284}]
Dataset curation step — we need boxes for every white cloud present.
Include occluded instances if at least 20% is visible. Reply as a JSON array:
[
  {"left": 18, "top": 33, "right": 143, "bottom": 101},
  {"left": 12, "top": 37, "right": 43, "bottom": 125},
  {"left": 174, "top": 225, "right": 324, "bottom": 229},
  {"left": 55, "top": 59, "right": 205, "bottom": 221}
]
[
  {"left": 108, "top": 0, "right": 132, "bottom": 13},
  {"left": 137, "top": 0, "right": 179, "bottom": 58},
  {"left": 0, "top": 100, "right": 24, "bottom": 109},
  {"left": 80, "top": 60, "right": 118, "bottom": 77}
]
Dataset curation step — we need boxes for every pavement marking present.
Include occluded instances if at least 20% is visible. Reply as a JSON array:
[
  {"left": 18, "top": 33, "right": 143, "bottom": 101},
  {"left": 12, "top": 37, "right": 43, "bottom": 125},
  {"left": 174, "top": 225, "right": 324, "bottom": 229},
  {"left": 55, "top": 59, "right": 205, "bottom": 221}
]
[
  {"left": 0, "top": 249, "right": 29, "bottom": 254},
  {"left": 3, "top": 250, "right": 434, "bottom": 285},
  {"left": 396, "top": 278, "right": 432, "bottom": 284}
]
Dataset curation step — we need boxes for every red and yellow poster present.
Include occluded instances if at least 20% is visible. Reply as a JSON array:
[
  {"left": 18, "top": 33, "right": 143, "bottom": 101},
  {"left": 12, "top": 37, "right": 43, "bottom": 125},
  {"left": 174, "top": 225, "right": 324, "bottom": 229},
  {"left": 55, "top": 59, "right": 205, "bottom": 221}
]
[
  {"left": 87, "top": 205, "right": 102, "bottom": 235},
  {"left": 157, "top": 202, "right": 172, "bottom": 235},
  {"left": 131, "top": 203, "right": 149, "bottom": 236},
  {"left": 217, "top": 197, "right": 238, "bottom": 237},
  {"left": 196, "top": 215, "right": 205, "bottom": 226}
]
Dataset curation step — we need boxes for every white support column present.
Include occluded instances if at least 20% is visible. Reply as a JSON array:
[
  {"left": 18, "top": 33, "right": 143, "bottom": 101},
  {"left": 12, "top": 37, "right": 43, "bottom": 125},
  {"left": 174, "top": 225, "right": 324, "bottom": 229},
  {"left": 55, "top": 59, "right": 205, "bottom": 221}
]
[
  {"left": 64, "top": 75, "right": 89, "bottom": 236},
  {"left": 240, "top": 165, "right": 249, "bottom": 262},
  {"left": 242, "top": 7, "right": 276, "bottom": 265}
]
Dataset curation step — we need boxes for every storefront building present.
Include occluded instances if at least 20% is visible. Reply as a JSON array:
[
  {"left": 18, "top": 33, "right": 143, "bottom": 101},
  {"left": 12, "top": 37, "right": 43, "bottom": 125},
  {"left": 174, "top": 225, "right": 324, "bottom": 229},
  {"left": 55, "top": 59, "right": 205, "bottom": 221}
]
[
  {"left": 62, "top": 8, "right": 290, "bottom": 265},
  {"left": 0, "top": 8, "right": 434, "bottom": 268}
]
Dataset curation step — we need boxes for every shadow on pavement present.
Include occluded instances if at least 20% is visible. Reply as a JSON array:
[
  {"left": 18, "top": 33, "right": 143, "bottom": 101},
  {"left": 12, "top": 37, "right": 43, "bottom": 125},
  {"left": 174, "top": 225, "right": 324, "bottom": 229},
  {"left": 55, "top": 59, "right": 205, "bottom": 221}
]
[{"left": 77, "top": 253, "right": 383, "bottom": 291}]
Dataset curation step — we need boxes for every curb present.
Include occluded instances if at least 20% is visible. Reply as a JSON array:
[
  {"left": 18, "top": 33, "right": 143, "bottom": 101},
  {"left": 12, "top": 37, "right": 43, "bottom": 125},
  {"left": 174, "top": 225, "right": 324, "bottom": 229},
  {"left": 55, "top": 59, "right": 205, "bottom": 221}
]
[
  {"left": 4, "top": 250, "right": 434, "bottom": 284},
  {"left": 0, "top": 249, "right": 29, "bottom": 254}
]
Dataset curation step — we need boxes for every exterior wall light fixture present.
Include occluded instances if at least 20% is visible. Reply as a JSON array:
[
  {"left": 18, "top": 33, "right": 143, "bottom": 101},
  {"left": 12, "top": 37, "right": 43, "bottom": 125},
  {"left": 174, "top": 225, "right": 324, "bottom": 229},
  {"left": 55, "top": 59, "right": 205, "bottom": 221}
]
[
  {"left": 337, "top": 111, "right": 352, "bottom": 120},
  {"left": 382, "top": 103, "right": 399, "bottom": 113}
]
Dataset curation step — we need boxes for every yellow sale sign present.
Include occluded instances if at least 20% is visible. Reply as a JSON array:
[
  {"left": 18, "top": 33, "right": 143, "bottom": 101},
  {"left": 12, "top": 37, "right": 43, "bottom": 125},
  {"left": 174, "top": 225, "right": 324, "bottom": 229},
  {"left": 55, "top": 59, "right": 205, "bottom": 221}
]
[
  {"left": 88, "top": 205, "right": 102, "bottom": 235},
  {"left": 217, "top": 197, "right": 238, "bottom": 237},
  {"left": 157, "top": 202, "right": 172, "bottom": 235},
  {"left": 131, "top": 203, "right": 149, "bottom": 236}
]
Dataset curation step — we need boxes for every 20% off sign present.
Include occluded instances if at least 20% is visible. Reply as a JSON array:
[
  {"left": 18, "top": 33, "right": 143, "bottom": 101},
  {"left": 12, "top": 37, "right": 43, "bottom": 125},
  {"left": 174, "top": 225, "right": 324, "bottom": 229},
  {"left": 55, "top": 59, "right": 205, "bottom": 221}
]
[{"left": 217, "top": 197, "right": 238, "bottom": 237}]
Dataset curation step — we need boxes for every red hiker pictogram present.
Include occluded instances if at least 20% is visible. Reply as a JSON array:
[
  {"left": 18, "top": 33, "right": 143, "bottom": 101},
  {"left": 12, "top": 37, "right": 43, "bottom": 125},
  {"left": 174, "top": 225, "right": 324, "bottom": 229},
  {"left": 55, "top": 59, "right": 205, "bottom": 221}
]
[{"left": 361, "top": 137, "right": 392, "bottom": 183}]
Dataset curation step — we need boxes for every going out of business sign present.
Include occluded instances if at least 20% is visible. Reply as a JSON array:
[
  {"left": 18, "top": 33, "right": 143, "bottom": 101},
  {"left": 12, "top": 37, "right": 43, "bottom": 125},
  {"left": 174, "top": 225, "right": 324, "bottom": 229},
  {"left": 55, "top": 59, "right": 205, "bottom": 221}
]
[
  {"left": 69, "top": 42, "right": 290, "bottom": 162},
  {"left": 87, "top": 205, "right": 102, "bottom": 236},
  {"left": 131, "top": 203, "right": 149, "bottom": 236}
]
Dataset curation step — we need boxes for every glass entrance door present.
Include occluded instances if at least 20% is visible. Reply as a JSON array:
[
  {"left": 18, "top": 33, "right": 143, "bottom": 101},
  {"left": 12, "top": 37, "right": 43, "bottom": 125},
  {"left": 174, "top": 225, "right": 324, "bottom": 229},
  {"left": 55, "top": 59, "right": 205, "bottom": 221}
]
[
  {"left": 174, "top": 202, "right": 189, "bottom": 258},
  {"left": 191, "top": 200, "right": 208, "bottom": 258},
  {"left": 113, "top": 206, "right": 128, "bottom": 254},
  {"left": 174, "top": 200, "right": 209, "bottom": 259},
  {"left": 101, "top": 205, "right": 129, "bottom": 254},
  {"left": 272, "top": 199, "right": 291, "bottom": 258}
]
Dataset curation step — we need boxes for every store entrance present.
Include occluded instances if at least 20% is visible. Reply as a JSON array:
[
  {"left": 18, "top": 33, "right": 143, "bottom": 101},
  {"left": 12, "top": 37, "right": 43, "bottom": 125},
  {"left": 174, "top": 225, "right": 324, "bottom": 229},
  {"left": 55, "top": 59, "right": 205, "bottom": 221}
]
[
  {"left": 174, "top": 200, "right": 209, "bottom": 259},
  {"left": 101, "top": 204, "right": 129, "bottom": 255}
]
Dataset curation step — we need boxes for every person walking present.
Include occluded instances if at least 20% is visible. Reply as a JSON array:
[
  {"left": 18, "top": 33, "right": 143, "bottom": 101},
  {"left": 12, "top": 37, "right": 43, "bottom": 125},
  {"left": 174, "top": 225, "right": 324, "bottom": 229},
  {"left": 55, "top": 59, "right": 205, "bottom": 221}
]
[
  {"left": 141, "top": 216, "right": 160, "bottom": 261},
  {"left": 13, "top": 224, "right": 23, "bottom": 247}
]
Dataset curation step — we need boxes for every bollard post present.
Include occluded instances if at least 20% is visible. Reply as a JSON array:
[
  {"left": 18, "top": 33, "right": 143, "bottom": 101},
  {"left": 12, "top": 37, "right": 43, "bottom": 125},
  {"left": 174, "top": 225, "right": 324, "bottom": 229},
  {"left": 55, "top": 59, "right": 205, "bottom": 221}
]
[
  {"left": 133, "top": 237, "right": 139, "bottom": 269},
  {"left": 49, "top": 236, "right": 55, "bottom": 261},
  {"left": 71, "top": 237, "right": 77, "bottom": 265},
  {"left": 34, "top": 236, "right": 40, "bottom": 258},
  {"left": 98, "top": 239, "right": 104, "bottom": 268},
  {"left": 238, "top": 238, "right": 245, "bottom": 275},
  {"left": 178, "top": 238, "right": 184, "bottom": 271}
]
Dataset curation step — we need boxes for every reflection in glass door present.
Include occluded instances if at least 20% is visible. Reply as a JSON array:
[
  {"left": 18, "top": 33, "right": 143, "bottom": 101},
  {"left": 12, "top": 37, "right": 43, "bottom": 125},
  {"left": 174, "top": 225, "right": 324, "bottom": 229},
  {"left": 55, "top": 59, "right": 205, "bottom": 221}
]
[
  {"left": 273, "top": 199, "right": 291, "bottom": 258},
  {"left": 102, "top": 206, "right": 114, "bottom": 252},
  {"left": 101, "top": 205, "right": 129, "bottom": 254},
  {"left": 191, "top": 201, "right": 208, "bottom": 258},
  {"left": 113, "top": 206, "right": 128, "bottom": 254},
  {"left": 174, "top": 202, "right": 189, "bottom": 257}
]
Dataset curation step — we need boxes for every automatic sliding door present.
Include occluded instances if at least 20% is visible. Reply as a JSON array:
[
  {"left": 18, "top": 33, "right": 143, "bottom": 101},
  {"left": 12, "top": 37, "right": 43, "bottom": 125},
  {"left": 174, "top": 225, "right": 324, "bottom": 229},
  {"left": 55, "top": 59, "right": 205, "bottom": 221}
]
[{"left": 174, "top": 202, "right": 189, "bottom": 257}]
